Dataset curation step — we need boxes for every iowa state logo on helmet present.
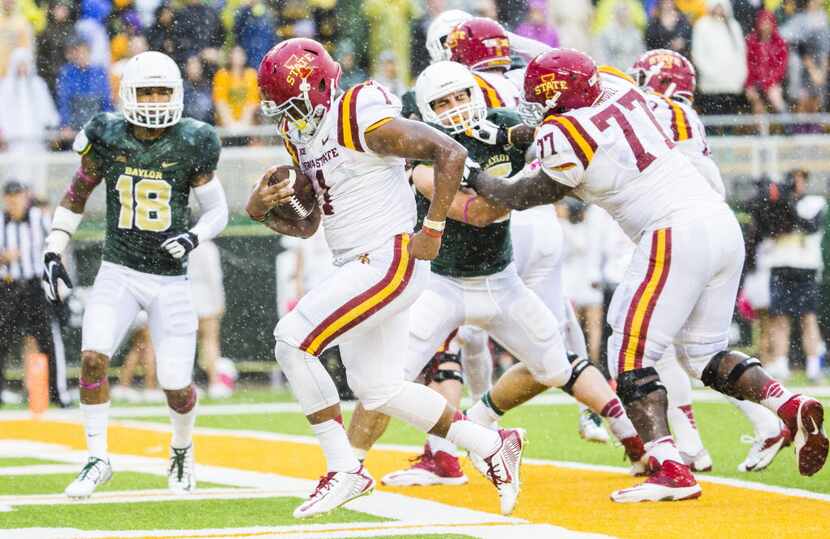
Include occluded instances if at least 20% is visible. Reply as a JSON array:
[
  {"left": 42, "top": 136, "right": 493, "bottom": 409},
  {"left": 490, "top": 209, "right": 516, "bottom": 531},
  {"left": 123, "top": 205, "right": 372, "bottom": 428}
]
[
  {"left": 283, "top": 53, "right": 316, "bottom": 85},
  {"left": 534, "top": 73, "right": 568, "bottom": 99},
  {"left": 647, "top": 52, "right": 682, "bottom": 68}
]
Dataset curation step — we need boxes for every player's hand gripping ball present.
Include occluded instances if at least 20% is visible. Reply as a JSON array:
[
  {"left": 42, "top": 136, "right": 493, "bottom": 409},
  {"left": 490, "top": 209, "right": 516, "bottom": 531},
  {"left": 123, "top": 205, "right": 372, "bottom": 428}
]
[{"left": 265, "top": 165, "right": 317, "bottom": 221}]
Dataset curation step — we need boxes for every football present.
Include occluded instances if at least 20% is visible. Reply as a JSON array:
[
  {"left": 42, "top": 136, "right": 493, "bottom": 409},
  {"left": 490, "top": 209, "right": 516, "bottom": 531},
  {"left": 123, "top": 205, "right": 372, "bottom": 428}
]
[{"left": 264, "top": 165, "right": 317, "bottom": 221}]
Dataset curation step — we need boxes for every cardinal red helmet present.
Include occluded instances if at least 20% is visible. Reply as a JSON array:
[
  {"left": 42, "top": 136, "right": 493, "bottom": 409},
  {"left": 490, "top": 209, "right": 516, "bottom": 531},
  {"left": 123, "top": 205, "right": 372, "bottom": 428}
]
[
  {"left": 257, "top": 38, "right": 342, "bottom": 144},
  {"left": 630, "top": 49, "right": 696, "bottom": 104},
  {"left": 519, "top": 49, "right": 601, "bottom": 126},
  {"left": 446, "top": 18, "right": 511, "bottom": 71}
]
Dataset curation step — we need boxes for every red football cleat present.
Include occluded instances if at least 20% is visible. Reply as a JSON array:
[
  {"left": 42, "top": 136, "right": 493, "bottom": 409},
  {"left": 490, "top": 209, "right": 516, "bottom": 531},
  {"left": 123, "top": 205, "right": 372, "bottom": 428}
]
[
  {"left": 381, "top": 444, "right": 468, "bottom": 486},
  {"left": 779, "top": 396, "right": 828, "bottom": 477},
  {"left": 611, "top": 458, "right": 702, "bottom": 503}
]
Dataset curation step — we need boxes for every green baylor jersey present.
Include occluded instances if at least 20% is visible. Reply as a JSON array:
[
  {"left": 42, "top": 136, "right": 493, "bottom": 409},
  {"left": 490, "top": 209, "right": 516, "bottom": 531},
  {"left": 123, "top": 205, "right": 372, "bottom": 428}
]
[
  {"left": 416, "top": 108, "right": 527, "bottom": 278},
  {"left": 76, "top": 112, "right": 221, "bottom": 276}
]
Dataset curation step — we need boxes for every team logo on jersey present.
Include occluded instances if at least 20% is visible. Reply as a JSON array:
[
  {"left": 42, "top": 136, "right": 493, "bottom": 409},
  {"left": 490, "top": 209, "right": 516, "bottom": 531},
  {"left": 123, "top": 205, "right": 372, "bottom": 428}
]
[
  {"left": 534, "top": 73, "right": 568, "bottom": 99},
  {"left": 284, "top": 53, "right": 316, "bottom": 85}
]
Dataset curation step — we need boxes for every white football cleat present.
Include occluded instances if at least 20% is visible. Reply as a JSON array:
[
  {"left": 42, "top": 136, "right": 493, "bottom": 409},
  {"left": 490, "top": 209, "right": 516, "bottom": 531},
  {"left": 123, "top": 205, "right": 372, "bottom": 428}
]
[
  {"left": 738, "top": 425, "right": 791, "bottom": 472},
  {"left": 680, "top": 448, "right": 713, "bottom": 472},
  {"left": 611, "top": 459, "right": 701, "bottom": 503},
  {"left": 65, "top": 457, "right": 112, "bottom": 499},
  {"left": 481, "top": 428, "right": 526, "bottom": 515},
  {"left": 579, "top": 409, "right": 610, "bottom": 443},
  {"left": 293, "top": 466, "right": 375, "bottom": 519},
  {"left": 168, "top": 445, "right": 196, "bottom": 493}
]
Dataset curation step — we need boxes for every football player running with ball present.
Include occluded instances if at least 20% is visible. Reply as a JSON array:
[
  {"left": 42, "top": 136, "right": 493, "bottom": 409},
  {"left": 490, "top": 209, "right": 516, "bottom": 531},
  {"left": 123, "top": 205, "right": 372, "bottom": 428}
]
[
  {"left": 246, "top": 39, "right": 526, "bottom": 518},
  {"left": 348, "top": 61, "right": 646, "bottom": 488},
  {"left": 467, "top": 48, "right": 828, "bottom": 502},
  {"left": 41, "top": 51, "right": 229, "bottom": 498}
]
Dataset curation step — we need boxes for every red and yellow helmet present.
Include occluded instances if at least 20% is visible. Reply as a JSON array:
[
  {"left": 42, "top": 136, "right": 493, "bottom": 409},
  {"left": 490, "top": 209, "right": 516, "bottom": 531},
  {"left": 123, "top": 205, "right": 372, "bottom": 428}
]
[
  {"left": 446, "top": 18, "right": 511, "bottom": 71},
  {"left": 630, "top": 49, "right": 696, "bottom": 104},
  {"left": 519, "top": 49, "right": 601, "bottom": 126}
]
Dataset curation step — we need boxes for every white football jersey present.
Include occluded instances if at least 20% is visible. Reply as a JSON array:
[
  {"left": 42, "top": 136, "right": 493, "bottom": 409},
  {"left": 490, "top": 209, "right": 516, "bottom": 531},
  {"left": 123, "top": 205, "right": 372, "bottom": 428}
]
[
  {"left": 473, "top": 70, "right": 521, "bottom": 109},
  {"left": 536, "top": 70, "right": 725, "bottom": 241},
  {"left": 285, "top": 81, "right": 416, "bottom": 263},
  {"left": 644, "top": 92, "right": 725, "bottom": 198}
]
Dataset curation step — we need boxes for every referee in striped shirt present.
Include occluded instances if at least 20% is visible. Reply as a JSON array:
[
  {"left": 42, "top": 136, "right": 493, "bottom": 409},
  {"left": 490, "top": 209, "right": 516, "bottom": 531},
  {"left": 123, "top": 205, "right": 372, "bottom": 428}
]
[{"left": 1, "top": 180, "right": 70, "bottom": 407}]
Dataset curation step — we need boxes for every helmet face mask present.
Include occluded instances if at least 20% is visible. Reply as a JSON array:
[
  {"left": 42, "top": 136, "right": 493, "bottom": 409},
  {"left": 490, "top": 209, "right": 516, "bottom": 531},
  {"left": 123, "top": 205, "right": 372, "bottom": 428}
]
[
  {"left": 415, "top": 61, "right": 487, "bottom": 134},
  {"left": 120, "top": 51, "right": 183, "bottom": 129},
  {"left": 258, "top": 38, "right": 342, "bottom": 145}
]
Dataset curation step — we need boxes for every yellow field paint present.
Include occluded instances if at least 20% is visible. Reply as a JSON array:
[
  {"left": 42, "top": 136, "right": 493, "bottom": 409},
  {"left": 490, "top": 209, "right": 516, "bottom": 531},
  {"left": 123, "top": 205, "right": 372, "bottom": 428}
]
[{"left": 3, "top": 419, "right": 828, "bottom": 539}]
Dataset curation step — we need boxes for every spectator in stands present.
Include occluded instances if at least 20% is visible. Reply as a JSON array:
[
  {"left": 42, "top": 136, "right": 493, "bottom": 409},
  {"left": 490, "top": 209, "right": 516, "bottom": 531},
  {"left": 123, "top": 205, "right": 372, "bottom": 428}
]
[
  {"left": 110, "top": 34, "right": 148, "bottom": 107},
  {"left": 235, "top": 0, "right": 277, "bottom": 70},
  {"left": 745, "top": 10, "right": 788, "bottom": 114},
  {"left": 373, "top": 50, "right": 407, "bottom": 96},
  {"left": 135, "top": 0, "right": 162, "bottom": 27},
  {"left": 780, "top": 0, "right": 829, "bottom": 114},
  {"left": 213, "top": 46, "right": 259, "bottom": 135},
  {"left": 672, "top": 0, "right": 707, "bottom": 23},
  {"left": 363, "top": 0, "right": 420, "bottom": 85},
  {"left": 336, "top": 40, "right": 367, "bottom": 90},
  {"left": 0, "top": 0, "right": 35, "bottom": 77},
  {"left": 146, "top": 3, "right": 177, "bottom": 60},
  {"left": 515, "top": 0, "right": 559, "bottom": 47},
  {"left": 410, "top": 0, "right": 444, "bottom": 78},
  {"left": 56, "top": 37, "right": 111, "bottom": 144},
  {"left": 0, "top": 48, "right": 59, "bottom": 196},
  {"left": 732, "top": 0, "right": 760, "bottom": 35},
  {"left": 593, "top": 0, "right": 646, "bottom": 36},
  {"left": 692, "top": 0, "right": 748, "bottom": 115},
  {"left": 173, "top": 0, "right": 225, "bottom": 68},
  {"left": 645, "top": 0, "right": 693, "bottom": 58},
  {"left": 107, "top": 0, "right": 144, "bottom": 63},
  {"left": 766, "top": 170, "right": 827, "bottom": 382},
  {"left": 37, "top": 0, "right": 76, "bottom": 98},
  {"left": 310, "top": 0, "right": 338, "bottom": 53},
  {"left": 597, "top": 1, "right": 645, "bottom": 70},
  {"left": 183, "top": 56, "right": 215, "bottom": 125},
  {"left": 549, "top": 0, "right": 593, "bottom": 53},
  {"left": 76, "top": 0, "right": 112, "bottom": 68}
]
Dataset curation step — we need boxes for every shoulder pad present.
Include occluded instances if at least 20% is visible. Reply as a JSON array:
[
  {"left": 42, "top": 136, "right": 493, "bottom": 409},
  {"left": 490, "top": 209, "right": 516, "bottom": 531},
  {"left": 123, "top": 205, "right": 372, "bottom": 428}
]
[{"left": 336, "top": 80, "right": 402, "bottom": 152}]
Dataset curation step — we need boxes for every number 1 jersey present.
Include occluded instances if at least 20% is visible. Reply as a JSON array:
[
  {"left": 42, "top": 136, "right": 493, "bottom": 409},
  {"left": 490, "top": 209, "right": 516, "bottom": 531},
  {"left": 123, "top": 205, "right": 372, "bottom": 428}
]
[
  {"left": 535, "top": 71, "right": 724, "bottom": 241},
  {"left": 284, "top": 81, "right": 416, "bottom": 264},
  {"left": 74, "top": 112, "right": 221, "bottom": 276}
]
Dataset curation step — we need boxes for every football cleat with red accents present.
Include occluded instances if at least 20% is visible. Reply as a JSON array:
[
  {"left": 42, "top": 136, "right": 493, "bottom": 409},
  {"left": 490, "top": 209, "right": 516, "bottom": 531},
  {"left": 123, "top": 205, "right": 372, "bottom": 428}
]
[
  {"left": 738, "top": 424, "right": 791, "bottom": 472},
  {"left": 381, "top": 444, "right": 468, "bottom": 486},
  {"left": 779, "top": 396, "right": 828, "bottom": 476},
  {"left": 481, "top": 428, "right": 526, "bottom": 515},
  {"left": 293, "top": 466, "right": 375, "bottom": 519},
  {"left": 680, "top": 448, "right": 713, "bottom": 473},
  {"left": 611, "top": 458, "right": 701, "bottom": 503}
]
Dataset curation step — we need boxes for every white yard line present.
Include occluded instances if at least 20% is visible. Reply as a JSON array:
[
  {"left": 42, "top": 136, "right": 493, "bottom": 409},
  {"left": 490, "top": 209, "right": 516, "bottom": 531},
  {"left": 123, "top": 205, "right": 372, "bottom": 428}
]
[{"left": 0, "top": 386, "right": 828, "bottom": 421}]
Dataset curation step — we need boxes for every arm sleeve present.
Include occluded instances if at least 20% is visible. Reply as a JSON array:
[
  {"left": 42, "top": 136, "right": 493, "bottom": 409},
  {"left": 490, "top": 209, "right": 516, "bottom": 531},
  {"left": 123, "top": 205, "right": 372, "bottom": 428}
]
[
  {"left": 339, "top": 81, "right": 402, "bottom": 153},
  {"left": 190, "top": 177, "right": 229, "bottom": 241},
  {"left": 536, "top": 123, "right": 586, "bottom": 188}
]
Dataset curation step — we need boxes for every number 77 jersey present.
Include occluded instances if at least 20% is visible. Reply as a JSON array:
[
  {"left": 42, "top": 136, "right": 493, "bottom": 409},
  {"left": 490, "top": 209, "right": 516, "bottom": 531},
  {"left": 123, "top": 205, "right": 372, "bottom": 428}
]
[{"left": 536, "top": 74, "right": 724, "bottom": 242}]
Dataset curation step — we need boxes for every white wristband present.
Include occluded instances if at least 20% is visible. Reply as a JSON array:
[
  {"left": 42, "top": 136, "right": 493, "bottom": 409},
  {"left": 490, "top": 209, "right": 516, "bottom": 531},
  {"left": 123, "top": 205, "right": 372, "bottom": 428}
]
[
  {"left": 45, "top": 206, "right": 83, "bottom": 255},
  {"left": 422, "top": 218, "right": 446, "bottom": 232}
]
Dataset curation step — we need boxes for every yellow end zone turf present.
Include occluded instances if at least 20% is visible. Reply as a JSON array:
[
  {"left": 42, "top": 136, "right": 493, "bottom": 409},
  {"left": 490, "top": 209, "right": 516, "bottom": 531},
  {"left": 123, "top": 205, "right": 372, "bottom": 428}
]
[{"left": 2, "top": 419, "right": 827, "bottom": 538}]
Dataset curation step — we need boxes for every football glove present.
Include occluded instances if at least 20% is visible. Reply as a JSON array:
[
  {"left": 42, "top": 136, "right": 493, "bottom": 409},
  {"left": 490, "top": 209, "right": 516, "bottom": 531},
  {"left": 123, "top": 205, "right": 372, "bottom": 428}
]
[
  {"left": 462, "top": 158, "right": 482, "bottom": 190},
  {"left": 470, "top": 120, "right": 509, "bottom": 146},
  {"left": 160, "top": 232, "right": 199, "bottom": 259},
  {"left": 41, "top": 252, "right": 73, "bottom": 304}
]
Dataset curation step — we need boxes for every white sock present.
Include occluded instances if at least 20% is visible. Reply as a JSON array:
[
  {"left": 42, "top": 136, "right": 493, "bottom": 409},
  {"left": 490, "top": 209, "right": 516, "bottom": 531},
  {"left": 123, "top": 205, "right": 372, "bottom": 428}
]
[
  {"left": 806, "top": 355, "right": 821, "bottom": 379},
  {"left": 466, "top": 399, "right": 500, "bottom": 430},
  {"left": 427, "top": 433, "right": 457, "bottom": 456},
  {"left": 728, "top": 396, "right": 781, "bottom": 439},
  {"left": 600, "top": 398, "right": 638, "bottom": 441},
  {"left": 169, "top": 405, "right": 197, "bottom": 449},
  {"left": 667, "top": 405, "right": 704, "bottom": 457},
  {"left": 81, "top": 402, "right": 110, "bottom": 460},
  {"left": 446, "top": 418, "right": 501, "bottom": 458},
  {"left": 759, "top": 379, "right": 795, "bottom": 414},
  {"left": 645, "top": 435, "right": 683, "bottom": 466},
  {"left": 311, "top": 419, "right": 361, "bottom": 473},
  {"left": 353, "top": 447, "right": 368, "bottom": 462}
]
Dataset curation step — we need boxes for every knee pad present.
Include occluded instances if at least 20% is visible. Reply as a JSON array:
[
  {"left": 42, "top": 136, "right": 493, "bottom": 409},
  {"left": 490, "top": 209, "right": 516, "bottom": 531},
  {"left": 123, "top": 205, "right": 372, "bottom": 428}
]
[
  {"left": 700, "top": 351, "right": 761, "bottom": 400},
  {"left": 561, "top": 353, "right": 592, "bottom": 396},
  {"left": 617, "top": 367, "right": 666, "bottom": 406},
  {"left": 527, "top": 348, "right": 573, "bottom": 387}
]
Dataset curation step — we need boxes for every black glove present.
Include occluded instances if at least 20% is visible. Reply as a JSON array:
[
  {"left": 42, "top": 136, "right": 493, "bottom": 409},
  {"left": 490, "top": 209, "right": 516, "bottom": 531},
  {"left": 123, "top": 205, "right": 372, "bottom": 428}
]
[
  {"left": 160, "top": 232, "right": 199, "bottom": 259},
  {"left": 470, "top": 119, "right": 509, "bottom": 146},
  {"left": 41, "top": 252, "right": 73, "bottom": 304},
  {"left": 462, "top": 157, "right": 482, "bottom": 190}
]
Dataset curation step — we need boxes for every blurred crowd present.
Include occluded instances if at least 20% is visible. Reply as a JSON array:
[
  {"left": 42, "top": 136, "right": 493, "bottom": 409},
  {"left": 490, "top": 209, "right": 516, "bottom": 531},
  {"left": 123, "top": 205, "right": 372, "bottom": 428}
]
[{"left": 2, "top": 0, "right": 830, "bottom": 156}]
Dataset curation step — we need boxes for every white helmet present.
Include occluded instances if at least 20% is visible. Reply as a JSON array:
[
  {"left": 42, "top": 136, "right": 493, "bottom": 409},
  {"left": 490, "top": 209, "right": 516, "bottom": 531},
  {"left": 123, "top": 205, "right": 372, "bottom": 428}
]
[
  {"left": 426, "top": 10, "right": 474, "bottom": 63},
  {"left": 415, "top": 61, "right": 487, "bottom": 134},
  {"left": 119, "top": 51, "right": 183, "bottom": 129}
]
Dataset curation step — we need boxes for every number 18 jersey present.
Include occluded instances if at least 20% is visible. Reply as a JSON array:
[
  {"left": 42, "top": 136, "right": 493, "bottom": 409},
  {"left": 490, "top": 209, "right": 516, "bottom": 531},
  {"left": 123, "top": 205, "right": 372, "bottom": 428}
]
[
  {"left": 284, "top": 81, "right": 416, "bottom": 264},
  {"left": 536, "top": 72, "right": 724, "bottom": 241}
]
